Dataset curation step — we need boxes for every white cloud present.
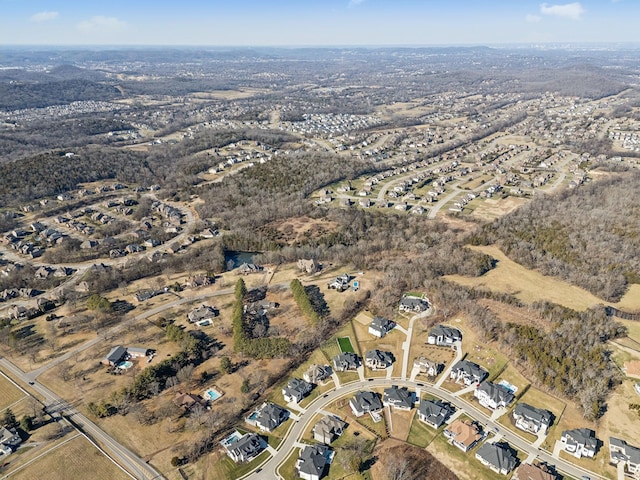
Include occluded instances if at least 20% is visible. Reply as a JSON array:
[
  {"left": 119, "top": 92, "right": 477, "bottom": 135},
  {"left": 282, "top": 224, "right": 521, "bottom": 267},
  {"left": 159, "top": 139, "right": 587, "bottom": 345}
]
[
  {"left": 30, "top": 11, "right": 59, "bottom": 23},
  {"left": 540, "top": 2, "right": 585, "bottom": 20},
  {"left": 77, "top": 16, "right": 126, "bottom": 33},
  {"left": 526, "top": 14, "right": 542, "bottom": 23}
]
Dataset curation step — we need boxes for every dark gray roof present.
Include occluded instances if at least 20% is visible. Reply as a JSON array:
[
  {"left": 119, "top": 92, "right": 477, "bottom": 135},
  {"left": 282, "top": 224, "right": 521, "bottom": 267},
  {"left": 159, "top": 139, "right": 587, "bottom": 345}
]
[
  {"left": 283, "top": 378, "right": 313, "bottom": 398},
  {"left": 562, "top": 428, "right": 598, "bottom": 450},
  {"left": 399, "top": 296, "right": 429, "bottom": 310},
  {"left": 477, "top": 381, "right": 514, "bottom": 406},
  {"left": 297, "top": 444, "right": 330, "bottom": 477},
  {"left": 610, "top": 437, "right": 640, "bottom": 464},
  {"left": 383, "top": 386, "right": 414, "bottom": 409},
  {"left": 104, "top": 345, "right": 127, "bottom": 364},
  {"left": 418, "top": 399, "right": 454, "bottom": 427},
  {"left": 428, "top": 324, "right": 462, "bottom": 341},
  {"left": 513, "top": 403, "right": 553, "bottom": 428},
  {"left": 452, "top": 360, "right": 488, "bottom": 381},
  {"left": 370, "top": 316, "right": 394, "bottom": 332},
  {"left": 475, "top": 442, "right": 517, "bottom": 473},
  {"left": 227, "top": 433, "right": 264, "bottom": 460},
  {"left": 256, "top": 403, "right": 288, "bottom": 431},
  {"left": 333, "top": 352, "right": 360, "bottom": 370},
  {"left": 351, "top": 391, "right": 383, "bottom": 413},
  {"left": 365, "top": 349, "right": 394, "bottom": 365}
]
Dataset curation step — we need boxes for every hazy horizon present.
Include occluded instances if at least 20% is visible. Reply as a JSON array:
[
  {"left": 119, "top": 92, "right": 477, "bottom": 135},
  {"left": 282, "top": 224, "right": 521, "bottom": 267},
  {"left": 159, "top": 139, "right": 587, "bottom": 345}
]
[{"left": 1, "top": 1, "right": 638, "bottom": 47}]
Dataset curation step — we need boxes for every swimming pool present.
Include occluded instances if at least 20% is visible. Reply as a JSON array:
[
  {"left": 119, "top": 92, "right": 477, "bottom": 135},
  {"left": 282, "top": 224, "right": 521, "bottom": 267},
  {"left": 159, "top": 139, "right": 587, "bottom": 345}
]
[
  {"left": 204, "top": 388, "right": 222, "bottom": 401},
  {"left": 117, "top": 360, "right": 133, "bottom": 369},
  {"left": 247, "top": 411, "right": 259, "bottom": 421}
]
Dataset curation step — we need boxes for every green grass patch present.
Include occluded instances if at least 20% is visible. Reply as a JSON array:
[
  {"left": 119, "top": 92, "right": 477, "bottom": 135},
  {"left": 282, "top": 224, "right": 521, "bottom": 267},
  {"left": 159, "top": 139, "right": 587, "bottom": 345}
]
[{"left": 338, "top": 337, "right": 355, "bottom": 353}]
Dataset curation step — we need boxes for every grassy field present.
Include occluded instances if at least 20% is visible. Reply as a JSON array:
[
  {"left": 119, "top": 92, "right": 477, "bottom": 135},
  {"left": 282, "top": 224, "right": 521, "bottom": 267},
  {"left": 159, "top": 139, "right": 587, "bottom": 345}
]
[
  {"left": 0, "top": 373, "right": 27, "bottom": 410},
  {"left": 444, "top": 245, "right": 614, "bottom": 311},
  {"left": 406, "top": 417, "right": 440, "bottom": 448},
  {"left": 11, "top": 435, "right": 132, "bottom": 480}
]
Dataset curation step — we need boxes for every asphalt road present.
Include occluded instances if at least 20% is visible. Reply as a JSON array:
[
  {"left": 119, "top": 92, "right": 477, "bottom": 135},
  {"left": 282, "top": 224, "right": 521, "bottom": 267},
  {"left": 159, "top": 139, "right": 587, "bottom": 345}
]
[
  {"left": 246, "top": 377, "right": 606, "bottom": 480},
  {"left": 0, "top": 356, "right": 166, "bottom": 480}
]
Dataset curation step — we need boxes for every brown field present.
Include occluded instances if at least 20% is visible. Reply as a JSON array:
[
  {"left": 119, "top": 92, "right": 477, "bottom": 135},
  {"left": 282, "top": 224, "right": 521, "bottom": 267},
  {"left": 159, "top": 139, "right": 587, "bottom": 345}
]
[
  {"left": 11, "top": 435, "right": 132, "bottom": 480},
  {"left": 0, "top": 373, "right": 27, "bottom": 410},
  {"left": 479, "top": 298, "right": 552, "bottom": 332},
  {"left": 598, "top": 379, "right": 640, "bottom": 454},
  {"left": 445, "top": 245, "right": 622, "bottom": 311},
  {"left": 387, "top": 408, "right": 415, "bottom": 442},
  {"left": 265, "top": 216, "right": 339, "bottom": 245},
  {"left": 470, "top": 195, "right": 527, "bottom": 220}
]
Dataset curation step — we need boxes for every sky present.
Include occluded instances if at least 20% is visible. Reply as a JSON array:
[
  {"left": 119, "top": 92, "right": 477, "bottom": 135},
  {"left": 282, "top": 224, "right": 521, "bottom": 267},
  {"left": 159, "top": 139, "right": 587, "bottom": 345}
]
[{"left": 0, "top": 0, "right": 638, "bottom": 47}]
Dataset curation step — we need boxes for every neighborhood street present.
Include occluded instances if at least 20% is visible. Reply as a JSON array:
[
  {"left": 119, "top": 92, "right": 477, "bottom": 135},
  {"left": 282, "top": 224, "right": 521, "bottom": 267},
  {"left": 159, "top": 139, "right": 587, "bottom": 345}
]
[{"left": 245, "top": 375, "right": 606, "bottom": 480}]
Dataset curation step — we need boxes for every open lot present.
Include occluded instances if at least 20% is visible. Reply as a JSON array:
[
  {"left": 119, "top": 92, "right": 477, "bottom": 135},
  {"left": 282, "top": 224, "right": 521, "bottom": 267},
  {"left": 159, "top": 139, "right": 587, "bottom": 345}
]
[
  {"left": 445, "top": 245, "right": 613, "bottom": 311},
  {"left": 11, "top": 435, "right": 131, "bottom": 480},
  {"left": 0, "top": 372, "right": 27, "bottom": 410}
]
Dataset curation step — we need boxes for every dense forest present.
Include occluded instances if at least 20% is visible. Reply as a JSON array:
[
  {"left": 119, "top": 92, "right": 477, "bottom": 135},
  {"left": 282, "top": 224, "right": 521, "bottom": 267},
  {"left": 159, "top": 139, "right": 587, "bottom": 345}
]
[
  {"left": 471, "top": 172, "right": 640, "bottom": 302},
  {"left": 0, "top": 79, "right": 121, "bottom": 110}
]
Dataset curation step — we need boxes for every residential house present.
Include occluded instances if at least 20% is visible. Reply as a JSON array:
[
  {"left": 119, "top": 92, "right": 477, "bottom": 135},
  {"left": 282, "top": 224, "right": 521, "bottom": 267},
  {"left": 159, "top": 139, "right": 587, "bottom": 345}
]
[
  {"left": 124, "top": 244, "right": 145, "bottom": 254},
  {"left": 512, "top": 403, "right": 553, "bottom": 435},
  {"left": 327, "top": 274, "right": 351, "bottom": 291},
  {"left": 187, "top": 274, "right": 214, "bottom": 288},
  {"left": 382, "top": 386, "right": 414, "bottom": 410},
  {"left": 34, "top": 266, "right": 54, "bottom": 279},
  {"left": 255, "top": 403, "right": 289, "bottom": 432},
  {"left": 312, "top": 415, "right": 346, "bottom": 444},
  {"left": 417, "top": 399, "right": 455, "bottom": 428},
  {"left": 349, "top": 391, "right": 383, "bottom": 417},
  {"left": 0, "top": 427, "right": 22, "bottom": 456},
  {"left": 333, "top": 352, "right": 360, "bottom": 372},
  {"left": 187, "top": 304, "right": 219, "bottom": 323},
  {"left": 297, "top": 444, "right": 333, "bottom": 480},
  {"left": 297, "top": 259, "right": 319, "bottom": 274},
  {"left": 512, "top": 463, "right": 558, "bottom": 480},
  {"left": 444, "top": 419, "right": 484, "bottom": 452},
  {"left": 303, "top": 364, "right": 332, "bottom": 384},
  {"left": 413, "top": 357, "right": 444, "bottom": 377},
  {"left": 222, "top": 431, "right": 266, "bottom": 463},
  {"left": 365, "top": 349, "right": 394, "bottom": 370},
  {"left": 101, "top": 346, "right": 151, "bottom": 366},
  {"left": 173, "top": 392, "right": 208, "bottom": 411},
  {"left": 427, "top": 325, "right": 462, "bottom": 346},
  {"left": 560, "top": 428, "right": 598, "bottom": 458},
  {"left": 102, "top": 345, "right": 128, "bottom": 366},
  {"left": 282, "top": 378, "right": 313, "bottom": 404},
  {"left": 609, "top": 437, "right": 640, "bottom": 474},
  {"left": 475, "top": 442, "right": 518, "bottom": 475},
  {"left": 398, "top": 295, "right": 429, "bottom": 313},
  {"left": 368, "top": 317, "right": 395, "bottom": 338},
  {"left": 238, "top": 263, "right": 263, "bottom": 275},
  {"left": 450, "top": 360, "right": 488, "bottom": 386},
  {"left": 474, "top": 381, "right": 514, "bottom": 410}
]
